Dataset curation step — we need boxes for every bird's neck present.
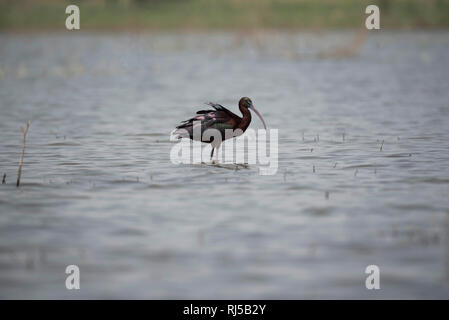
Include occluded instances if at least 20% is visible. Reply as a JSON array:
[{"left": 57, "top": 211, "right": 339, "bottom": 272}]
[{"left": 237, "top": 105, "right": 252, "bottom": 132}]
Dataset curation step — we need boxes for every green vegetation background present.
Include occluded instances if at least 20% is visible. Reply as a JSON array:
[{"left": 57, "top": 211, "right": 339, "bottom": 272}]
[{"left": 1, "top": 0, "right": 448, "bottom": 30}]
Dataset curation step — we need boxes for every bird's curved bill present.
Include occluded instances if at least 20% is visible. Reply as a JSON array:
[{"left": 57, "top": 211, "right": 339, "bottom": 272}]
[{"left": 250, "top": 105, "right": 267, "bottom": 130}]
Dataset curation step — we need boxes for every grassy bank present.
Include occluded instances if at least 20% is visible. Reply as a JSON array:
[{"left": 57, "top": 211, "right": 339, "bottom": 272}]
[{"left": 1, "top": 0, "right": 448, "bottom": 31}]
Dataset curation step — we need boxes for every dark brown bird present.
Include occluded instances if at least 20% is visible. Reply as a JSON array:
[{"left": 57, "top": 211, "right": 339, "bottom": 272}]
[{"left": 172, "top": 97, "right": 267, "bottom": 161}]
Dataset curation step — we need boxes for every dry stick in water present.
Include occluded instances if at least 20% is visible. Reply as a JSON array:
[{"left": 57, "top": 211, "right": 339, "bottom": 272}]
[{"left": 16, "top": 121, "right": 31, "bottom": 187}]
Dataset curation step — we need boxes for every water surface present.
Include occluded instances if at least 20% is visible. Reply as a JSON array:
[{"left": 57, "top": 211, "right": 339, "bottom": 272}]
[{"left": 1, "top": 31, "right": 449, "bottom": 298}]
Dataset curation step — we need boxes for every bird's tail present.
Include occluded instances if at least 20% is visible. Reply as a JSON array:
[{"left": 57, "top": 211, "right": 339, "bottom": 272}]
[{"left": 170, "top": 128, "right": 190, "bottom": 141}]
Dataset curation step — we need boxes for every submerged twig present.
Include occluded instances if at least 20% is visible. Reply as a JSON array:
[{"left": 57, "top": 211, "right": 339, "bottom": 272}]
[{"left": 16, "top": 121, "right": 31, "bottom": 187}]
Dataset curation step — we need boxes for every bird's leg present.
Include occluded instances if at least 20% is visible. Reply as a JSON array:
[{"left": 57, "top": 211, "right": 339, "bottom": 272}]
[
  {"left": 215, "top": 143, "right": 220, "bottom": 162},
  {"left": 211, "top": 143, "right": 221, "bottom": 164}
]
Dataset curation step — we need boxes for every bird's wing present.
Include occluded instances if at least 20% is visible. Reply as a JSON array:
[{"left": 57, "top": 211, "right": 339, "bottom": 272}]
[
  {"left": 205, "top": 102, "right": 240, "bottom": 120},
  {"left": 173, "top": 105, "right": 237, "bottom": 141}
]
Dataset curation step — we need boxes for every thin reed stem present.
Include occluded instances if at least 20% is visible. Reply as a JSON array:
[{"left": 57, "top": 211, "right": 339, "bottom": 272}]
[{"left": 16, "top": 121, "right": 31, "bottom": 187}]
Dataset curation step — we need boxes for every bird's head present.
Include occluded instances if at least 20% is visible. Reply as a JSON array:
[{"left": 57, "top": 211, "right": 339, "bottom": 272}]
[
  {"left": 239, "top": 97, "right": 267, "bottom": 130},
  {"left": 239, "top": 97, "right": 253, "bottom": 109}
]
